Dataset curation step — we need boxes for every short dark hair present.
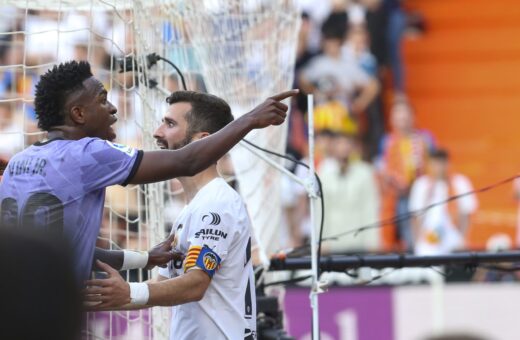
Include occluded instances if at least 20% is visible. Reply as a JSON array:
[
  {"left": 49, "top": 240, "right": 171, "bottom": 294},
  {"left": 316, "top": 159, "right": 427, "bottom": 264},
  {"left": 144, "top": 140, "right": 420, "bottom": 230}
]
[
  {"left": 165, "top": 91, "right": 234, "bottom": 136},
  {"left": 429, "top": 148, "right": 449, "bottom": 161},
  {"left": 321, "top": 13, "right": 347, "bottom": 41},
  {"left": 34, "top": 60, "right": 93, "bottom": 131}
]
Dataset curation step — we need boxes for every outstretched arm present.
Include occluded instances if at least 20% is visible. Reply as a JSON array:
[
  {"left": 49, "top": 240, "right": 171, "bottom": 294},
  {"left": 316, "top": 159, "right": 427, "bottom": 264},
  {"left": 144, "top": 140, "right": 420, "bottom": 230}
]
[
  {"left": 84, "top": 261, "right": 210, "bottom": 310},
  {"left": 128, "top": 90, "right": 298, "bottom": 184},
  {"left": 147, "top": 269, "right": 210, "bottom": 306}
]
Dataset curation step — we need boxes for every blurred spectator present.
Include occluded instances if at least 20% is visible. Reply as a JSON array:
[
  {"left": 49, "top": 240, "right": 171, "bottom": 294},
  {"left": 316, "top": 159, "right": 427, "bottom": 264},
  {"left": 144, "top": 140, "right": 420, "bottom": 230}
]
[
  {"left": 514, "top": 178, "right": 520, "bottom": 247},
  {"left": 315, "top": 129, "right": 338, "bottom": 170},
  {"left": 342, "top": 23, "right": 385, "bottom": 160},
  {"left": 24, "top": 10, "right": 113, "bottom": 65},
  {"left": 282, "top": 160, "right": 311, "bottom": 249},
  {"left": 288, "top": 12, "right": 319, "bottom": 158},
  {"left": 384, "top": 0, "right": 408, "bottom": 95},
  {"left": 409, "top": 149, "right": 477, "bottom": 256},
  {"left": 473, "top": 233, "right": 519, "bottom": 282},
  {"left": 165, "top": 72, "right": 206, "bottom": 93},
  {"left": 362, "top": 0, "right": 408, "bottom": 96},
  {"left": 300, "top": 19, "right": 379, "bottom": 117},
  {"left": 320, "top": 133, "right": 380, "bottom": 253},
  {"left": 0, "top": 227, "right": 82, "bottom": 340},
  {"left": 296, "top": 12, "right": 320, "bottom": 72},
  {"left": 313, "top": 92, "right": 358, "bottom": 135},
  {"left": 297, "top": 0, "right": 348, "bottom": 53},
  {"left": 73, "top": 37, "right": 111, "bottom": 70},
  {"left": 343, "top": 24, "right": 378, "bottom": 77},
  {"left": 0, "top": 101, "right": 41, "bottom": 153},
  {"left": 0, "top": 102, "right": 24, "bottom": 159},
  {"left": 293, "top": 12, "right": 320, "bottom": 115},
  {"left": 1, "top": 32, "right": 35, "bottom": 97},
  {"left": 282, "top": 130, "right": 339, "bottom": 249},
  {"left": 379, "top": 100, "right": 435, "bottom": 251},
  {"left": 0, "top": 26, "right": 45, "bottom": 142}
]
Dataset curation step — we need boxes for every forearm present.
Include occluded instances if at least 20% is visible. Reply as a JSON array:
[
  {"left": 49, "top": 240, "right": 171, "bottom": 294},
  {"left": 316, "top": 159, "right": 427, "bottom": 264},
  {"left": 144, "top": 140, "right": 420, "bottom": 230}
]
[
  {"left": 94, "top": 248, "right": 124, "bottom": 270},
  {"left": 354, "top": 79, "right": 379, "bottom": 110},
  {"left": 129, "top": 90, "right": 294, "bottom": 184},
  {"left": 147, "top": 271, "right": 208, "bottom": 306},
  {"left": 130, "top": 116, "right": 253, "bottom": 184},
  {"left": 93, "top": 248, "right": 149, "bottom": 271},
  {"left": 177, "top": 115, "right": 252, "bottom": 176}
]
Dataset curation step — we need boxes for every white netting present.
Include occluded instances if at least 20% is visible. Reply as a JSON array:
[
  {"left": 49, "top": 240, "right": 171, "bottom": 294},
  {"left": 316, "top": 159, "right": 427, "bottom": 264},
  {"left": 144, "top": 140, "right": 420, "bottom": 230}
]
[
  {"left": 1, "top": 1, "right": 301, "bottom": 338},
  {"left": 158, "top": 0, "right": 302, "bottom": 256},
  {"left": 1, "top": 2, "right": 161, "bottom": 338}
]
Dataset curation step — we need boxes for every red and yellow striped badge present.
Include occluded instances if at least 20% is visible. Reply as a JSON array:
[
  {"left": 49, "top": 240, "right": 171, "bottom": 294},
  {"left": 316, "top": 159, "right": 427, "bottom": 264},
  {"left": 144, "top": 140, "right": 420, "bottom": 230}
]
[{"left": 184, "top": 245, "right": 202, "bottom": 272}]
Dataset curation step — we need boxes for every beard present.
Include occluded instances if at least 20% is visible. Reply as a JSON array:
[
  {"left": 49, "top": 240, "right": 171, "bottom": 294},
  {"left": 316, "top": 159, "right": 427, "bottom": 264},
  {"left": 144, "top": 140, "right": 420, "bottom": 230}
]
[{"left": 171, "top": 134, "right": 193, "bottom": 150}]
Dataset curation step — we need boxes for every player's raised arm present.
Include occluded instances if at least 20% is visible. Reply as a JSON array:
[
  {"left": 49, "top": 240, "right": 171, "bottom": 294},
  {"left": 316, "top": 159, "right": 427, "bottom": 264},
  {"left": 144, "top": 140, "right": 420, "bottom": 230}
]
[{"left": 128, "top": 90, "right": 298, "bottom": 184}]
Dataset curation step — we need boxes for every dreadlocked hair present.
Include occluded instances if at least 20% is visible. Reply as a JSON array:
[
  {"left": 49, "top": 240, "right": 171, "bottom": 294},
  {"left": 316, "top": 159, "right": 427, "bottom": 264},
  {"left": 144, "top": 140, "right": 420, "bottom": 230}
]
[{"left": 34, "top": 60, "right": 93, "bottom": 131}]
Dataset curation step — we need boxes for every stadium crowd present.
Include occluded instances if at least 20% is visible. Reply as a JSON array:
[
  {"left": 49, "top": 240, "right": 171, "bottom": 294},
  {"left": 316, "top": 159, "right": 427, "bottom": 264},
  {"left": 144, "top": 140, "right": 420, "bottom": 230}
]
[
  {"left": 285, "top": 0, "right": 480, "bottom": 258},
  {"left": 0, "top": 0, "right": 505, "bottom": 269}
]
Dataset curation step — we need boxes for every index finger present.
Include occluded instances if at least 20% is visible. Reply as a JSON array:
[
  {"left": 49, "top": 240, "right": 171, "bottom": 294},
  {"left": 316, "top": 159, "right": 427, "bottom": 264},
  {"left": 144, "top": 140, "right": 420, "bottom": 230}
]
[
  {"left": 269, "top": 89, "right": 299, "bottom": 101},
  {"left": 95, "top": 260, "right": 119, "bottom": 276},
  {"left": 85, "top": 279, "right": 111, "bottom": 287},
  {"left": 165, "top": 232, "right": 176, "bottom": 244}
]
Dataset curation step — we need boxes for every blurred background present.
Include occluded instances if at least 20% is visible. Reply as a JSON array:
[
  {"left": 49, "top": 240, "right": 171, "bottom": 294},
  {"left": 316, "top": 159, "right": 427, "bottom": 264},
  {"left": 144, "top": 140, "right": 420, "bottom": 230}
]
[
  {"left": 283, "top": 2, "right": 520, "bottom": 339},
  {"left": 2, "top": 0, "right": 520, "bottom": 339}
]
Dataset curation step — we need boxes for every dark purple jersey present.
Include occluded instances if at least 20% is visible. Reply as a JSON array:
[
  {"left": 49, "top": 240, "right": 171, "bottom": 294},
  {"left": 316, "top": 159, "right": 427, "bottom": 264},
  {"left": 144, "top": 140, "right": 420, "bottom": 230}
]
[{"left": 0, "top": 137, "right": 143, "bottom": 282}]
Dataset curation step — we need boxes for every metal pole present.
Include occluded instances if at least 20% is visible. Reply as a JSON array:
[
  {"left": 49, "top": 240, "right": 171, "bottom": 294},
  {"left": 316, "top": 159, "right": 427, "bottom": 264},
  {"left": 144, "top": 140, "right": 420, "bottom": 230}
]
[
  {"left": 307, "top": 94, "right": 320, "bottom": 340},
  {"left": 239, "top": 95, "right": 321, "bottom": 339}
]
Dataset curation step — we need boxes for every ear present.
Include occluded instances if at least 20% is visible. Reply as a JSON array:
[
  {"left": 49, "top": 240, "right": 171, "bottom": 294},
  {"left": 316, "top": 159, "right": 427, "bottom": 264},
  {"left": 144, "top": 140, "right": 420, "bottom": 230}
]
[
  {"left": 191, "top": 131, "right": 210, "bottom": 141},
  {"left": 69, "top": 105, "right": 86, "bottom": 125}
]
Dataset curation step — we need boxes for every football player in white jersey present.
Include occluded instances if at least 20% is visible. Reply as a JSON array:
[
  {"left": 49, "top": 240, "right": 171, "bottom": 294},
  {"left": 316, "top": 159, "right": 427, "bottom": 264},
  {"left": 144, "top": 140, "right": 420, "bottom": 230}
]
[{"left": 85, "top": 91, "right": 261, "bottom": 339}]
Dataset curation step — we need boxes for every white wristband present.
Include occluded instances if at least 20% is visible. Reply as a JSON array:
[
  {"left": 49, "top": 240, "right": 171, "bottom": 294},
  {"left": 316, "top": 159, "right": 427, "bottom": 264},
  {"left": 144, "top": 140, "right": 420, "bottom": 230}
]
[
  {"left": 122, "top": 250, "right": 149, "bottom": 270},
  {"left": 129, "top": 282, "right": 149, "bottom": 305}
]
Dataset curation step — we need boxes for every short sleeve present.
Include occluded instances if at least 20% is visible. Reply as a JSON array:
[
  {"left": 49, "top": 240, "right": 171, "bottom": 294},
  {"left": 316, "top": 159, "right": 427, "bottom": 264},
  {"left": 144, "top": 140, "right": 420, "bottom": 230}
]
[
  {"left": 78, "top": 139, "right": 143, "bottom": 192},
  {"left": 183, "top": 205, "right": 236, "bottom": 277},
  {"left": 454, "top": 175, "right": 478, "bottom": 214},
  {"left": 349, "top": 63, "right": 371, "bottom": 87},
  {"left": 409, "top": 177, "right": 427, "bottom": 212}
]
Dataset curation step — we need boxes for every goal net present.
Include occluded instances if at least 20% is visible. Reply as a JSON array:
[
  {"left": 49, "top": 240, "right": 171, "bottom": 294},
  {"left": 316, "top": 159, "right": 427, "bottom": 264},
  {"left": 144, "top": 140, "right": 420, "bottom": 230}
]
[
  {"left": 165, "top": 0, "right": 302, "bottom": 256},
  {"left": 1, "top": 0, "right": 301, "bottom": 338}
]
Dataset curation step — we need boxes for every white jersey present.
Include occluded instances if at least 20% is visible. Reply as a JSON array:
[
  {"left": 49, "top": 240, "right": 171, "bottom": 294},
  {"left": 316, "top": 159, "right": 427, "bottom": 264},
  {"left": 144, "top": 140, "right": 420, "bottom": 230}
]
[
  {"left": 159, "top": 177, "right": 257, "bottom": 340},
  {"left": 409, "top": 174, "right": 477, "bottom": 255}
]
